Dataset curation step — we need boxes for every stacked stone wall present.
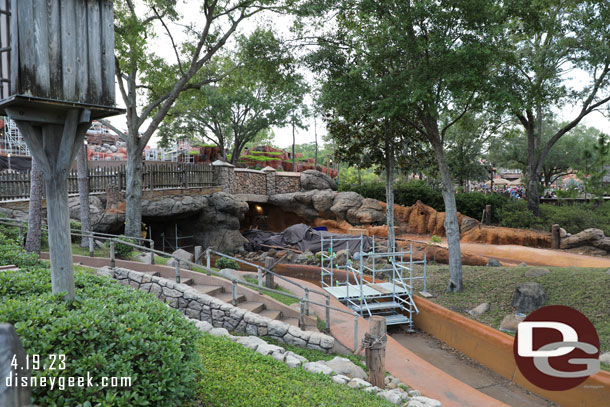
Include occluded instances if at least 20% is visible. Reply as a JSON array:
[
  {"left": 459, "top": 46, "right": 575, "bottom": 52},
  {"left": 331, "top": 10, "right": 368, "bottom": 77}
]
[
  {"left": 234, "top": 169, "right": 267, "bottom": 195},
  {"left": 276, "top": 173, "right": 301, "bottom": 194}
]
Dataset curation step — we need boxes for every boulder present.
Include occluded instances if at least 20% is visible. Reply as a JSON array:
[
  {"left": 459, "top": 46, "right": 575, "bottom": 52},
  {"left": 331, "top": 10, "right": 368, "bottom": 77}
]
[
  {"left": 217, "top": 268, "right": 244, "bottom": 282},
  {"left": 600, "top": 352, "right": 610, "bottom": 365},
  {"left": 347, "top": 378, "right": 371, "bottom": 388},
  {"left": 312, "top": 189, "right": 337, "bottom": 214},
  {"left": 331, "top": 374, "right": 351, "bottom": 384},
  {"left": 377, "top": 389, "right": 409, "bottom": 405},
  {"left": 512, "top": 282, "right": 546, "bottom": 313},
  {"left": 303, "top": 361, "right": 335, "bottom": 375},
  {"left": 330, "top": 192, "right": 363, "bottom": 221},
  {"left": 300, "top": 170, "right": 337, "bottom": 191},
  {"left": 321, "top": 357, "right": 368, "bottom": 380},
  {"left": 133, "top": 252, "right": 153, "bottom": 264},
  {"left": 407, "top": 396, "right": 443, "bottom": 407},
  {"left": 167, "top": 249, "right": 194, "bottom": 270},
  {"left": 460, "top": 216, "right": 479, "bottom": 233},
  {"left": 559, "top": 228, "right": 567, "bottom": 238},
  {"left": 499, "top": 313, "right": 525, "bottom": 333},
  {"left": 486, "top": 258, "right": 501, "bottom": 267},
  {"left": 468, "top": 303, "right": 490, "bottom": 317},
  {"left": 353, "top": 198, "right": 385, "bottom": 224},
  {"left": 524, "top": 268, "right": 551, "bottom": 278}
]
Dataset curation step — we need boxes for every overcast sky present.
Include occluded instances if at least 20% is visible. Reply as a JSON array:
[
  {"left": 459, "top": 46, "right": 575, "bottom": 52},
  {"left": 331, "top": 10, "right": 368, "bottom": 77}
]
[{"left": 107, "top": 3, "right": 609, "bottom": 149}]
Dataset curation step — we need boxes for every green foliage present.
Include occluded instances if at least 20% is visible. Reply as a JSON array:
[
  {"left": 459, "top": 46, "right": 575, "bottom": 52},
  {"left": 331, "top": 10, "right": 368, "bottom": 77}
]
[
  {"left": 430, "top": 235, "right": 442, "bottom": 244},
  {"left": 194, "top": 333, "right": 394, "bottom": 407},
  {"left": 243, "top": 276, "right": 299, "bottom": 305},
  {"left": 107, "top": 237, "right": 138, "bottom": 260},
  {"left": 0, "top": 232, "right": 44, "bottom": 268},
  {"left": 215, "top": 257, "right": 239, "bottom": 270},
  {"left": 69, "top": 220, "right": 82, "bottom": 243},
  {"left": 342, "top": 181, "right": 508, "bottom": 222},
  {"left": 0, "top": 259, "right": 202, "bottom": 405},
  {"left": 499, "top": 200, "right": 610, "bottom": 235}
]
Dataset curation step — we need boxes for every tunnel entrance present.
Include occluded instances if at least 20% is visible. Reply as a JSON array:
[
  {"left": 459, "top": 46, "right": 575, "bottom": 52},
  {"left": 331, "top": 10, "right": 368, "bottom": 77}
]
[{"left": 241, "top": 202, "right": 309, "bottom": 232}]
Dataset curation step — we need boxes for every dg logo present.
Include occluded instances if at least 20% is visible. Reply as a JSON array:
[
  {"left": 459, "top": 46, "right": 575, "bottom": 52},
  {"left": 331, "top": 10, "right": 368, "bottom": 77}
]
[{"left": 513, "top": 305, "right": 601, "bottom": 391}]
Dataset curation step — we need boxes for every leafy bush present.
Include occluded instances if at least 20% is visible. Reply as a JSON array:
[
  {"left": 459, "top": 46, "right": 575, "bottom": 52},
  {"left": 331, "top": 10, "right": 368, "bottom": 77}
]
[
  {"left": 0, "top": 232, "right": 44, "bottom": 268},
  {"left": 499, "top": 200, "right": 610, "bottom": 235},
  {"left": 215, "top": 257, "right": 239, "bottom": 270},
  {"left": 0, "top": 261, "right": 202, "bottom": 406},
  {"left": 107, "top": 237, "right": 138, "bottom": 260},
  {"left": 430, "top": 235, "right": 442, "bottom": 244},
  {"left": 69, "top": 220, "right": 82, "bottom": 243},
  {"left": 455, "top": 192, "right": 509, "bottom": 223}
]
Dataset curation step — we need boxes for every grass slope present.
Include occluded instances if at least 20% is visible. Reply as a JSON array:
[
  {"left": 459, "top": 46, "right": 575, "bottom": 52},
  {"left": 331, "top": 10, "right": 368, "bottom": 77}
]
[{"left": 413, "top": 265, "right": 610, "bottom": 368}]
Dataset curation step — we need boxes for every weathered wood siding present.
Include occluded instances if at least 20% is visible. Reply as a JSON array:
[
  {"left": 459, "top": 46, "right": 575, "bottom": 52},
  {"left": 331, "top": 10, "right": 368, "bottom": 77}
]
[{"left": 9, "top": 0, "right": 115, "bottom": 106}]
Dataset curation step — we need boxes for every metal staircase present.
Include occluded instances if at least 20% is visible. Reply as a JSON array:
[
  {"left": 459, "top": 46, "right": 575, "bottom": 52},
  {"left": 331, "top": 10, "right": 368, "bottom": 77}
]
[{"left": 320, "top": 234, "right": 427, "bottom": 331}]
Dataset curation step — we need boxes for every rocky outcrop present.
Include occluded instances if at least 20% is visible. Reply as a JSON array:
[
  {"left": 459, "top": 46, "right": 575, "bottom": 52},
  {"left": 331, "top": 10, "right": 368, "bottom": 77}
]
[
  {"left": 560, "top": 228, "right": 610, "bottom": 252},
  {"left": 512, "top": 282, "right": 546, "bottom": 314},
  {"left": 300, "top": 170, "right": 337, "bottom": 191}
]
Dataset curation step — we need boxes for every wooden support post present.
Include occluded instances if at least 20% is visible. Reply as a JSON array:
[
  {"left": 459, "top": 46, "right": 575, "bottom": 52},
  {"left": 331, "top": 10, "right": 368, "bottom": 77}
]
[
  {"left": 0, "top": 324, "right": 31, "bottom": 407},
  {"left": 551, "top": 224, "right": 560, "bottom": 249},
  {"left": 264, "top": 257, "right": 275, "bottom": 289},
  {"left": 365, "top": 316, "right": 387, "bottom": 388},
  {"left": 194, "top": 246, "right": 203, "bottom": 265},
  {"left": 485, "top": 204, "right": 491, "bottom": 225}
]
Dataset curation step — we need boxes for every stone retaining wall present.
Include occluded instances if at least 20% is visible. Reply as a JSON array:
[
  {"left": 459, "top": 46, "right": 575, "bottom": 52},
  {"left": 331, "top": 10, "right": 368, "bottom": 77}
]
[
  {"left": 98, "top": 266, "right": 334, "bottom": 352},
  {"left": 276, "top": 172, "right": 301, "bottom": 194},
  {"left": 234, "top": 169, "right": 267, "bottom": 195}
]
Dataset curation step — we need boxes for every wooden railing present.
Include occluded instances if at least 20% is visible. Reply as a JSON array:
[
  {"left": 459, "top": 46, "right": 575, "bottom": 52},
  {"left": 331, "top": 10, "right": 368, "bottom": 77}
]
[{"left": 0, "top": 163, "right": 215, "bottom": 201}]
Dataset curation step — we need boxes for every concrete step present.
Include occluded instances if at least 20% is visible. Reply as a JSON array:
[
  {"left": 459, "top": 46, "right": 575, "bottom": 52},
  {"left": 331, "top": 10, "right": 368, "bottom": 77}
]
[
  {"left": 141, "top": 271, "right": 160, "bottom": 277},
  {"left": 259, "top": 309, "right": 282, "bottom": 321},
  {"left": 217, "top": 292, "right": 246, "bottom": 304},
  {"left": 240, "top": 301, "right": 265, "bottom": 313},
  {"left": 282, "top": 317, "right": 300, "bottom": 328},
  {"left": 192, "top": 284, "right": 223, "bottom": 296},
  {"left": 180, "top": 278, "right": 194, "bottom": 286}
]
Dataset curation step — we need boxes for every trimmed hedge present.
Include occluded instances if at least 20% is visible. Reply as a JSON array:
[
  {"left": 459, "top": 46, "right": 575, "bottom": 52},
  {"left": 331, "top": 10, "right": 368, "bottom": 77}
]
[
  {"left": 342, "top": 181, "right": 508, "bottom": 223},
  {"left": 215, "top": 257, "right": 240, "bottom": 270},
  {"left": 0, "top": 233, "right": 202, "bottom": 407}
]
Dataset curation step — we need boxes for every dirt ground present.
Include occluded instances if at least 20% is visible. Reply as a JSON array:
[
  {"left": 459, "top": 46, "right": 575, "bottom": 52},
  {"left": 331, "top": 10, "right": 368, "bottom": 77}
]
[{"left": 391, "top": 329, "right": 558, "bottom": 407}]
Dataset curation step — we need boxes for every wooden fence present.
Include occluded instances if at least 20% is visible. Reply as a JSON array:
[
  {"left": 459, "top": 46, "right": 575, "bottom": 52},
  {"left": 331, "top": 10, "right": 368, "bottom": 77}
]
[{"left": 0, "top": 163, "right": 215, "bottom": 201}]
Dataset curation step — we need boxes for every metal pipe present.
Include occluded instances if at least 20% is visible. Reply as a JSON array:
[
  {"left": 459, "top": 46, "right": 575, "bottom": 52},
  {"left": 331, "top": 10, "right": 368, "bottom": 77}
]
[
  {"left": 304, "top": 288, "right": 310, "bottom": 316},
  {"left": 206, "top": 248, "right": 211, "bottom": 275},
  {"left": 257, "top": 267, "right": 263, "bottom": 295},
  {"left": 149, "top": 239, "right": 155, "bottom": 265},
  {"left": 299, "top": 300, "right": 305, "bottom": 327},
  {"left": 353, "top": 315, "right": 359, "bottom": 352},
  {"left": 232, "top": 280, "right": 238, "bottom": 306},
  {"left": 325, "top": 296, "right": 331, "bottom": 330},
  {"left": 88, "top": 235, "right": 94, "bottom": 257},
  {"left": 175, "top": 259, "right": 181, "bottom": 283}
]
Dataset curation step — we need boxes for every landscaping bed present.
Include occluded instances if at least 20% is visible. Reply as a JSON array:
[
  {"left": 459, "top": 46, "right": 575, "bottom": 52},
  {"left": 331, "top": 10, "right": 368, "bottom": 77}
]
[{"left": 411, "top": 264, "right": 610, "bottom": 369}]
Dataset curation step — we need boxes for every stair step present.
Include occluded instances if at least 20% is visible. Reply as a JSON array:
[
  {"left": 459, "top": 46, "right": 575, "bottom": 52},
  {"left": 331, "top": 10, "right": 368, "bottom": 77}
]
[
  {"left": 259, "top": 309, "right": 282, "bottom": 320},
  {"left": 282, "top": 317, "right": 300, "bottom": 328},
  {"left": 240, "top": 301, "right": 265, "bottom": 313},
  {"left": 180, "top": 278, "right": 194, "bottom": 286},
  {"left": 192, "top": 285, "right": 223, "bottom": 296},
  {"left": 383, "top": 314, "right": 411, "bottom": 326},
  {"left": 349, "top": 301, "right": 403, "bottom": 313},
  {"left": 217, "top": 293, "right": 246, "bottom": 304}
]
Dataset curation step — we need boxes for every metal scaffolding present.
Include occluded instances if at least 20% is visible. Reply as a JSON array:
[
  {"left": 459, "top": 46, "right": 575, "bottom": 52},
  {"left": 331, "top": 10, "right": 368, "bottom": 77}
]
[{"left": 320, "top": 233, "right": 427, "bottom": 331}]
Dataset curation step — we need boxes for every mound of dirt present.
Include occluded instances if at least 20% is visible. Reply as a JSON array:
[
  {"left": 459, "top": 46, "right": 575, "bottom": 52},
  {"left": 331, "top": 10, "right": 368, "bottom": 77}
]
[{"left": 462, "top": 226, "right": 551, "bottom": 248}]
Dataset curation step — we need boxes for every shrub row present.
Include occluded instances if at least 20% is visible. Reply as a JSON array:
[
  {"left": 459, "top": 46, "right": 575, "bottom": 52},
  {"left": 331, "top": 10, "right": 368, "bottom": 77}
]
[
  {"left": 341, "top": 181, "right": 509, "bottom": 223},
  {"left": 0, "top": 232, "right": 202, "bottom": 407}
]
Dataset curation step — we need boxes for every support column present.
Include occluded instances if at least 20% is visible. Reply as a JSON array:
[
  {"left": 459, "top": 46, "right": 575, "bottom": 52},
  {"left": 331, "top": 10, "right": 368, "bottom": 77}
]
[
  {"left": 212, "top": 160, "right": 235, "bottom": 194},
  {"left": 262, "top": 166, "right": 276, "bottom": 196}
]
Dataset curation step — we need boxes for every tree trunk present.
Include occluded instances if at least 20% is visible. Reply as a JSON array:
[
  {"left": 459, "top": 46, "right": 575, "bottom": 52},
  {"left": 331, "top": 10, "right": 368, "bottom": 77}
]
[
  {"left": 76, "top": 144, "right": 91, "bottom": 247},
  {"left": 25, "top": 158, "right": 43, "bottom": 254},
  {"left": 292, "top": 122, "right": 296, "bottom": 171},
  {"left": 385, "top": 138, "right": 396, "bottom": 253},
  {"left": 314, "top": 115, "right": 318, "bottom": 169},
  {"left": 430, "top": 136, "right": 463, "bottom": 292},
  {"left": 124, "top": 139, "right": 144, "bottom": 238}
]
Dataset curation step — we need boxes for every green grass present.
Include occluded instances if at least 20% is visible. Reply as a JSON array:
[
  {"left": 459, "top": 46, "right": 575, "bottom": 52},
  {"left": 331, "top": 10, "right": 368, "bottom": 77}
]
[
  {"left": 263, "top": 336, "right": 366, "bottom": 372},
  {"left": 412, "top": 265, "right": 610, "bottom": 357},
  {"left": 243, "top": 275, "right": 300, "bottom": 305},
  {"left": 194, "top": 333, "right": 393, "bottom": 407}
]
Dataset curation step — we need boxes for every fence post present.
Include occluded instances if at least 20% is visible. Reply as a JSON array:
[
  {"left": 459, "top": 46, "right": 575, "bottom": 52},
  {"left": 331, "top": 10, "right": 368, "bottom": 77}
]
[
  {"left": 304, "top": 288, "right": 310, "bottom": 316},
  {"left": 175, "top": 259, "right": 181, "bottom": 283},
  {"left": 194, "top": 246, "right": 203, "bottom": 265},
  {"left": 353, "top": 314, "right": 359, "bottom": 353},
  {"left": 264, "top": 257, "right": 274, "bottom": 289},
  {"left": 89, "top": 235, "right": 94, "bottom": 257},
  {"left": 299, "top": 300, "right": 305, "bottom": 327},
  {"left": 232, "top": 280, "right": 238, "bottom": 306},
  {"left": 364, "top": 316, "right": 387, "bottom": 388},
  {"left": 257, "top": 267, "right": 263, "bottom": 295},
  {"left": 109, "top": 241, "right": 115, "bottom": 268},
  {"left": 149, "top": 240, "right": 155, "bottom": 265},
  {"left": 206, "top": 248, "right": 211, "bottom": 275},
  {"left": 551, "top": 224, "right": 561, "bottom": 249}
]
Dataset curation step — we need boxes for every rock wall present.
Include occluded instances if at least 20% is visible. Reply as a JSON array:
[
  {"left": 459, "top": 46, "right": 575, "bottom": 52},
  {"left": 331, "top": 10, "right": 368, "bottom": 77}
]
[
  {"left": 98, "top": 266, "right": 335, "bottom": 352},
  {"left": 234, "top": 169, "right": 267, "bottom": 195},
  {"left": 276, "top": 173, "right": 302, "bottom": 194}
]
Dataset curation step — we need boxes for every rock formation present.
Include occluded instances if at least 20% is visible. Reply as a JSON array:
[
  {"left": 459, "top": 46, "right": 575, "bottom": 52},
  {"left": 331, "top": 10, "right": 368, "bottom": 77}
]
[{"left": 300, "top": 170, "right": 337, "bottom": 191}]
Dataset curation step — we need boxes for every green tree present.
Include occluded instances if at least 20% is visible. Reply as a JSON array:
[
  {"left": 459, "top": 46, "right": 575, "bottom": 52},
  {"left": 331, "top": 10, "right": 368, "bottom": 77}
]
[
  {"left": 310, "top": 0, "right": 503, "bottom": 292},
  {"left": 159, "top": 28, "right": 308, "bottom": 165},
  {"left": 495, "top": 0, "right": 610, "bottom": 215},
  {"left": 103, "top": 0, "right": 286, "bottom": 238}
]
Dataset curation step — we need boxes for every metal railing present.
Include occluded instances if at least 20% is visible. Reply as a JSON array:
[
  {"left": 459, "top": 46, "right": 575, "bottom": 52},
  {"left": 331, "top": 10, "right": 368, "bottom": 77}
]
[{"left": 0, "top": 217, "right": 361, "bottom": 351}]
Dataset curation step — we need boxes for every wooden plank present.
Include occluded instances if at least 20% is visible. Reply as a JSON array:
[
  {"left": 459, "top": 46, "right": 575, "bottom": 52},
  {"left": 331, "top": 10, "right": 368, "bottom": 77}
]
[
  {"left": 32, "top": 0, "right": 51, "bottom": 96},
  {"left": 60, "top": 0, "right": 77, "bottom": 100},
  {"left": 74, "top": 2, "right": 88, "bottom": 102},
  {"left": 100, "top": 0, "right": 115, "bottom": 105},
  {"left": 47, "top": 0, "right": 62, "bottom": 98},
  {"left": 9, "top": 0, "right": 18, "bottom": 95},
  {"left": 16, "top": 0, "right": 35, "bottom": 96},
  {"left": 86, "top": 0, "right": 102, "bottom": 103}
]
